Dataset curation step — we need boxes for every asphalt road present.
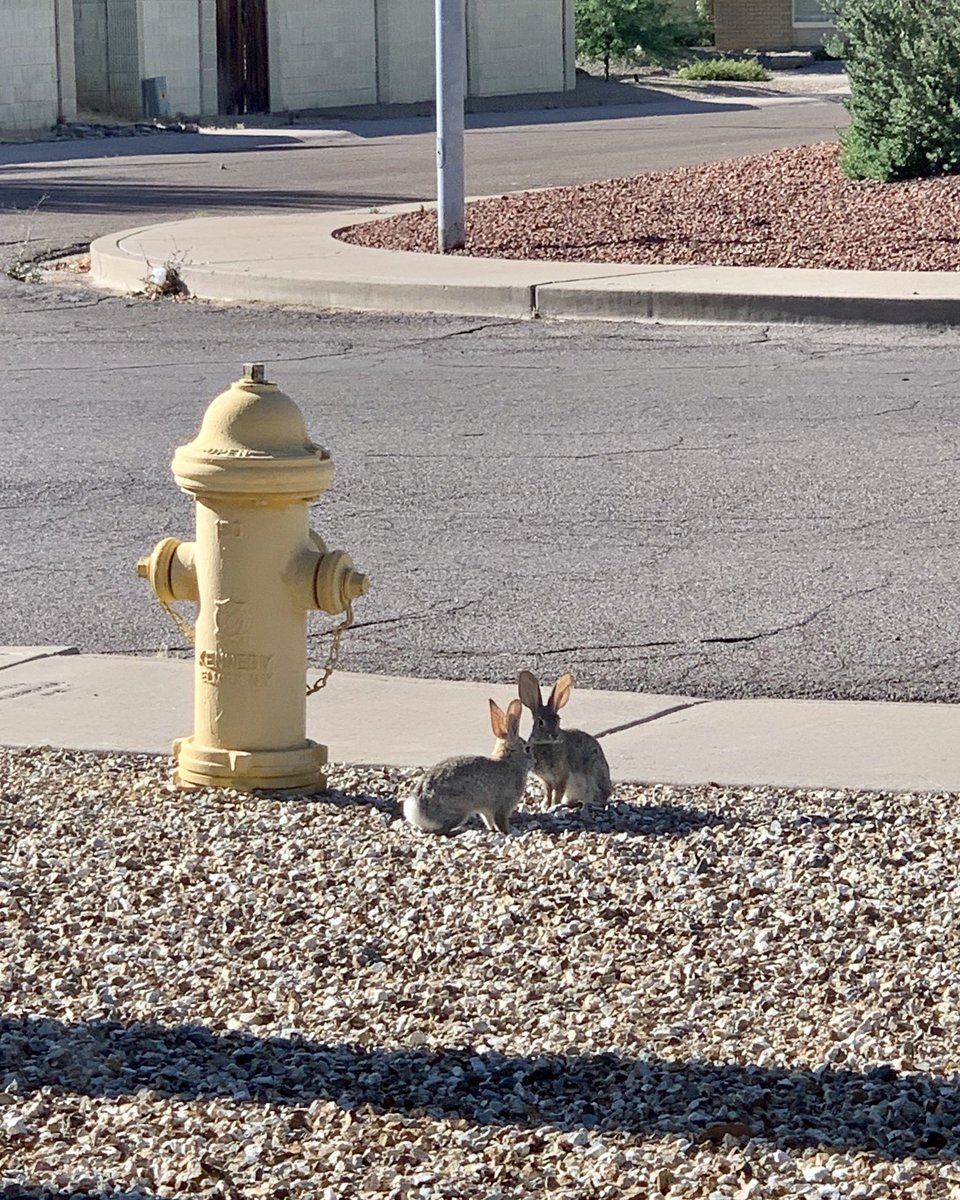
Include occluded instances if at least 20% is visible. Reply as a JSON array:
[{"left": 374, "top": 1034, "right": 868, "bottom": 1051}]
[
  {"left": 7, "top": 90, "right": 946, "bottom": 705},
  {"left": 2, "top": 275, "right": 956, "bottom": 703}
]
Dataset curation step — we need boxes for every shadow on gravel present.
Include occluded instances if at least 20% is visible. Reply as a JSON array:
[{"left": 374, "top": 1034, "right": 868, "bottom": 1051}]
[
  {"left": 3, "top": 1015, "right": 954, "bottom": 1160},
  {"left": 0, "top": 1192, "right": 155, "bottom": 1200},
  {"left": 317, "top": 788, "right": 727, "bottom": 840},
  {"left": 512, "top": 802, "right": 727, "bottom": 838},
  {"left": 0, "top": 1192, "right": 157, "bottom": 1200}
]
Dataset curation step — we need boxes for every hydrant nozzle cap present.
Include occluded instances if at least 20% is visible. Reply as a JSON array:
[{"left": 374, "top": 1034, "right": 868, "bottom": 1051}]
[{"left": 348, "top": 569, "right": 370, "bottom": 599}]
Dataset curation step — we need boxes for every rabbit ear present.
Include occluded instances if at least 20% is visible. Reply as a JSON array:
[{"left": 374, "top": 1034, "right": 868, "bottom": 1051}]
[
  {"left": 518, "top": 670, "right": 542, "bottom": 711},
  {"left": 505, "top": 698, "right": 523, "bottom": 736},
  {"left": 548, "top": 672, "right": 573, "bottom": 712},
  {"left": 489, "top": 698, "right": 508, "bottom": 739}
]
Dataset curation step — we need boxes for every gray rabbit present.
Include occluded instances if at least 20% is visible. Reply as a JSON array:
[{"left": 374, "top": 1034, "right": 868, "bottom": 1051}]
[
  {"left": 518, "top": 670, "right": 612, "bottom": 810},
  {"left": 403, "top": 698, "right": 532, "bottom": 834}
]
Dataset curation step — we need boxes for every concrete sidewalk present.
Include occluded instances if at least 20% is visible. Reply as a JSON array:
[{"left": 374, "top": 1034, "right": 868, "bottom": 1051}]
[
  {"left": 3, "top": 646, "right": 958, "bottom": 792},
  {"left": 89, "top": 208, "right": 960, "bottom": 327}
]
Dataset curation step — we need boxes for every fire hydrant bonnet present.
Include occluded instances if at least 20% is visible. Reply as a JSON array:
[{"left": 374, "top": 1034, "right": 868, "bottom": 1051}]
[{"left": 172, "top": 374, "right": 334, "bottom": 499}]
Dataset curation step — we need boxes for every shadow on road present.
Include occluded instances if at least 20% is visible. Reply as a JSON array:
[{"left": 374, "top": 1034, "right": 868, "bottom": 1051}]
[
  {"left": 0, "top": 179, "right": 419, "bottom": 214},
  {"left": 0, "top": 84, "right": 775, "bottom": 169},
  {"left": 3, "top": 1014, "right": 953, "bottom": 1160}
]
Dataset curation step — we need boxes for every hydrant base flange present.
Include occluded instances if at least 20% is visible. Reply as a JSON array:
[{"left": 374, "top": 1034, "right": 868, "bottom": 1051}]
[{"left": 172, "top": 737, "right": 329, "bottom": 793}]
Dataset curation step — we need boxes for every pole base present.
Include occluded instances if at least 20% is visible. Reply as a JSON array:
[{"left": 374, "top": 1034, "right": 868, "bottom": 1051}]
[{"left": 172, "top": 737, "right": 328, "bottom": 793}]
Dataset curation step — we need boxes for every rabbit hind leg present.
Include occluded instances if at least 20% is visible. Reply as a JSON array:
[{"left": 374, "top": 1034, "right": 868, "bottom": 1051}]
[{"left": 493, "top": 804, "right": 514, "bottom": 835}]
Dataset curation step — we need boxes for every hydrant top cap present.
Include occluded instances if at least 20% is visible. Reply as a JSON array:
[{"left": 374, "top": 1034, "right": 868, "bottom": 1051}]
[
  {"left": 171, "top": 375, "right": 334, "bottom": 498},
  {"left": 195, "top": 379, "right": 319, "bottom": 456}
]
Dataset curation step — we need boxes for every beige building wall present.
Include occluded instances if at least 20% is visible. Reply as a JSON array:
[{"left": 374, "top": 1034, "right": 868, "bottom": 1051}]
[
  {"left": 74, "top": 0, "right": 110, "bottom": 111},
  {"left": 270, "top": 0, "right": 575, "bottom": 112},
  {"left": 59, "top": 0, "right": 576, "bottom": 126},
  {"left": 0, "top": 0, "right": 76, "bottom": 131},
  {"left": 376, "top": 0, "right": 435, "bottom": 105},
  {"left": 75, "top": 0, "right": 217, "bottom": 118},
  {"left": 56, "top": 0, "right": 78, "bottom": 121},
  {"left": 269, "top": 0, "right": 378, "bottom": 111},
  {"left": 467, "top": 0, "right": 570, "bottom": 97},
  {"left": 141, "top": 0, "right": 202, "bottom": 113}
]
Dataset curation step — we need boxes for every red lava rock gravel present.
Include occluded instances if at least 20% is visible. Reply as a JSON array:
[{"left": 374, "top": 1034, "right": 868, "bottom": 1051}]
[{"left": 338, "top": 142, "right": 960, "bottom": 272}]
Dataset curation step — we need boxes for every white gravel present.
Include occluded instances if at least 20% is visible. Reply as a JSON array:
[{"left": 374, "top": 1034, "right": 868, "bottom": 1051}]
[{"left": 2, "top": 746, "right": 959, "bottom": 1199}]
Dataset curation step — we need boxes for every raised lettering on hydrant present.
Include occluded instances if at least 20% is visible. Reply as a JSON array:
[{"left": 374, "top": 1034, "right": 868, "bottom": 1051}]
[{"left": 137, "top": 363, "right": 369, "bottom": 793}]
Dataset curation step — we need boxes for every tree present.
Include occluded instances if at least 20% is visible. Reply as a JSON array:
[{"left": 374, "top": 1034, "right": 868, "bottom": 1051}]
[
  {"left": 576, "top": 0, "right": 708, "bottom": 80},
  {"left": 832, "top": 0, "right": 960, "bottom": 180}
]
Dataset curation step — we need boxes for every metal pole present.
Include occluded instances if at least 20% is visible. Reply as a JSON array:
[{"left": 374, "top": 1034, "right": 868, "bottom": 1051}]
[{"left": 436, "top": 0, "right": 466, "bottom": 252}]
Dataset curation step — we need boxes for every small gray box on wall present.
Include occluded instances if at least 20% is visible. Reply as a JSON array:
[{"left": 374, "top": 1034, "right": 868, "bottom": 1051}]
[{"left": 142, "top": 76, "right": 171, "bottom": 118}]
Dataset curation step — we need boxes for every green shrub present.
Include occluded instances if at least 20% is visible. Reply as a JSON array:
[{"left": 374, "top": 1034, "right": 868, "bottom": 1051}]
[
  {"left": 677, "top": 57, "right": 770, "bottom": 82},
  {"left": 576, "top": 0, "right": 711, "bottom": 78},
  {"left": 832, "top": 0, "right": 960, "bottom": 181}
]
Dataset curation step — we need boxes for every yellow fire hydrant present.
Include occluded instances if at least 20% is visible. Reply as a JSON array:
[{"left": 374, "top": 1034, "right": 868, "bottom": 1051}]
[{"left": 138, "top": 363, "right": 369, "bottom": 793}]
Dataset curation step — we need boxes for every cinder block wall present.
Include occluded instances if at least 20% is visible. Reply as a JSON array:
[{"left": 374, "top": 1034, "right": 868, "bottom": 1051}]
[
  {"left": 270, "top": 0, "right": 378, "bottom": 112},
  {"left": 270, "top": 0, "right": 575, "bottom": 112},
  {"left": 714, "top": 0, "right": 793, "bottom": 50},
  {"left": 197, "top": 0, "right": 217, "bottom": 115},
  {"left": 0, "top": 0, "right": 76, "bottom": 132},
  {"left": 74, "top": 0, "right": 110, "bottom": 112},
  {"left": 376, "top": 0, "right": 434, "bottom": 105},
  {"left": 468, "top": 0, "right": 569, "bottom": 96},
  {"left": 141, "top": 0, "right": 202, "bottom": 114},
  {"left": 55, "top": 0, "right": 77, "bottom": 121},
  {"left": 104, "top": 0, "right": 143, "bottom": 116}
]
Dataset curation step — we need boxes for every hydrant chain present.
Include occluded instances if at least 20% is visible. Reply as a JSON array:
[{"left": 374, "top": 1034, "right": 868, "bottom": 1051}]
[
  {"left": 306, "top": 598, "right": 354, "bottom": 697},
  {"left": 159, "top": 598, "right": 196, "bottom": 646}
]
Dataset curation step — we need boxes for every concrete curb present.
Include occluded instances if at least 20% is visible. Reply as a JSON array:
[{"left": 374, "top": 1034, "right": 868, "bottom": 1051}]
[{"left": 89, "top": 206, "right": 960, "bottom": 327}]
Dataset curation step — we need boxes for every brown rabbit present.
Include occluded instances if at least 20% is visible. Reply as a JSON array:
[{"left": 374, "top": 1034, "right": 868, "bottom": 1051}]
[
  {"left": 518, "top": 670, "right": 612, "bottom": 810},
  {"left": 403, "top": 698, "right": 532, "bottom": 834}
]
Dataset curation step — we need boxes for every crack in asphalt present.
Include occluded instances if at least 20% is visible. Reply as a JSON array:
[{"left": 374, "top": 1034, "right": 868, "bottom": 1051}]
[
  {"left": 698, "top": 583, "right": 889, "bottom": 646},
  {"left": 365, "top": 440, "right": 693, "bottom": 460},
  {"left": 17, "top": 295, "right": 112, "bottom": 312},
  {"left": 417, "top": 585, "right": 895, "bottom": 664},
  {"left": 4, "top": 316, "right": 525, "bottom": 375},
  {"left": 538, "top": 639, "right": 685, "bottom": 655},
  {"left": 308, "top": 599, "right": 481, "bottom": 639},
  {"left": 874, "top": 398, "right": 921, "bottom": 416}
]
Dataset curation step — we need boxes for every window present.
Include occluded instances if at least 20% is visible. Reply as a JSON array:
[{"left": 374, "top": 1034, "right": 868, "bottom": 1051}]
[{"left": 793, "top": 0, "right": 835, "bottom": 23}]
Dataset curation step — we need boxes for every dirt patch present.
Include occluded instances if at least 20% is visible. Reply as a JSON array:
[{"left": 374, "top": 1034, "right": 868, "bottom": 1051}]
[{"left": 338, "top": 142, "right": 960, "bottom": 272}]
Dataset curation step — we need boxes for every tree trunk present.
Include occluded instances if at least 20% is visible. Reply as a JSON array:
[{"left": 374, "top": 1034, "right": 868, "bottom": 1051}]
[{"left": 604, "top": 52, "right": 610, "bottom": 80}]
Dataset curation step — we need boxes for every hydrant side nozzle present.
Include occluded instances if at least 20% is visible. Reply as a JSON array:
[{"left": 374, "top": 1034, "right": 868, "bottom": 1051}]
[
  {"left": 138, "top": 537, "right": 198, "bottom": 604},
  {"left": 313, "top": 548, "right": 370, "bottom": 615}
]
